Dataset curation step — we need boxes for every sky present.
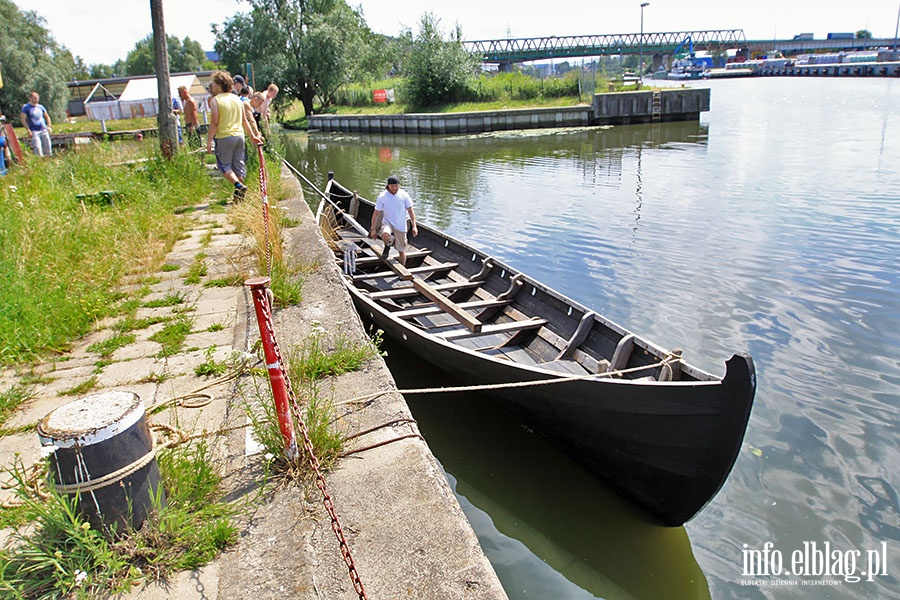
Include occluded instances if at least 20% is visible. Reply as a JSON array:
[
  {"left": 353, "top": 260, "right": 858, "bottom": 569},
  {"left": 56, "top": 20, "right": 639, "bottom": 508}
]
[{"left": 13, "top": 0, "right": 900, "bottom": 66}]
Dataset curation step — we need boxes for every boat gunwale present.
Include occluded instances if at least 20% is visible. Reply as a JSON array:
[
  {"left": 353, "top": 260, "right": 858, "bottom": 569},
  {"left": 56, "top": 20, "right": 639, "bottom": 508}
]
[{"left": 316, "top": 182, "right": 721, "bottom": 383}]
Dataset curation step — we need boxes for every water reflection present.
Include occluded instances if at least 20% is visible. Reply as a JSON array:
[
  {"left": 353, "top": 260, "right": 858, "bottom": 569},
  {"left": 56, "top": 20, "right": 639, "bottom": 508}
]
[
  {"left": 285, "top": 120, "right": 708, "bottom": 233},
  {"left": 285, "top": 79, "right": 900, "bottom": 600},
  {"left": 379, "top": 336, "right": 711, "bottom": 600}
]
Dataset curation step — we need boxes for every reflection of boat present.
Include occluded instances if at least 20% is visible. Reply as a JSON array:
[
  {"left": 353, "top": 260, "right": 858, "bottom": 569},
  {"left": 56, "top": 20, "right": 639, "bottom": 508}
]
[
  {"left": 383, "top": 336, "right": 711, "bottom": 599},
  {"left": 316, "top": 177, "right": 756, "bottom": 526}
]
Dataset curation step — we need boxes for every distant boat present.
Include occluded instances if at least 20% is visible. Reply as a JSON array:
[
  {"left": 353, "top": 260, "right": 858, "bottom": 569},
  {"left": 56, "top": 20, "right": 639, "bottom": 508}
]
[
  {"left": 315, "top": 175, "right": 757, "bottom": 526},
  {"left": 651, "top": 66, "right": 669, "bottom": 80},
  {"left": 665, "top": 35, "right": 711, "bottom": 80},
  {"left": 666, "top": 58, "right": 710, "bottom": 80}
]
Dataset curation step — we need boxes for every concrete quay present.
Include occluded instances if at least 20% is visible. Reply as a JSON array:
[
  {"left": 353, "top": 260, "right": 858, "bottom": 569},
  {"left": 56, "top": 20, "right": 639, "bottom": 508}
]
[
  {"left": 0, "top": 168, "right": 507, "bottom": 599},
  {"left": 308, "top": 88, "right": 710, "bottom": 133}
]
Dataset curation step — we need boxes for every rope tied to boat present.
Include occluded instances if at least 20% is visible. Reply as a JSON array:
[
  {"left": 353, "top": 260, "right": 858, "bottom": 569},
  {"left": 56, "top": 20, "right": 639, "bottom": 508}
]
[{"left": 338, "top": 355, "right": 684, "bottom": 406}]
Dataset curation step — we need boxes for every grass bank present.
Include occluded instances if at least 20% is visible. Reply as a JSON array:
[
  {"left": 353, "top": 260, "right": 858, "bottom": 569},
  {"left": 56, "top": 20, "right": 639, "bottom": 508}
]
[{"left": 0, "top": 143, "right": 219, "bottom": 366}]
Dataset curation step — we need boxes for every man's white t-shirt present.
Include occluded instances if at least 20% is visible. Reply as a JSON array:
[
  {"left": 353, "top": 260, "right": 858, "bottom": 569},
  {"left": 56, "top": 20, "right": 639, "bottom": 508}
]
[{"left": 375, "top": 189, "right": 413, "bottom": 232}]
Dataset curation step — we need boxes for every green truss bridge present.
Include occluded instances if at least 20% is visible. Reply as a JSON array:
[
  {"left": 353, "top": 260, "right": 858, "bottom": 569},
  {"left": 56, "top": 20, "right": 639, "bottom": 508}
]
[{"left": 463, "top": 30, "right": 747, "bottom": 64}]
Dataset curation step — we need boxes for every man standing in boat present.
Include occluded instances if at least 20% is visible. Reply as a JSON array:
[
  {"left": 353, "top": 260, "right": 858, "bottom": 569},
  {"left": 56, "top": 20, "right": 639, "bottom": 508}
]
[{"left": 370, "top": 175, "right": 418, "bottom": 266}]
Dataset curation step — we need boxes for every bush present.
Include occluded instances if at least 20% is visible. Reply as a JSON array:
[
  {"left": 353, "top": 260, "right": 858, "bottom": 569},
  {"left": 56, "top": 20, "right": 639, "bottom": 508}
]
[{"left": 402, "top": 13, "right": 478, "bottom": 108}]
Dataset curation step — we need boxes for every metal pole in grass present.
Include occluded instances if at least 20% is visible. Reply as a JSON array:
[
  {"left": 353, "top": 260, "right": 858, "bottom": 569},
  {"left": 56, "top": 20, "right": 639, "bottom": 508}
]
[{"left": 245, "top": 277, "right": 298, "bottom": 460}]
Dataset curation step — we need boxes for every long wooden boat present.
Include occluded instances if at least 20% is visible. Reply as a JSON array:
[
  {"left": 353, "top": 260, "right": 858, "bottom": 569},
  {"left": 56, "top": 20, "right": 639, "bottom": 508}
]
[{"left": 315, "top": 175, "right": 756, "bottom": 526}]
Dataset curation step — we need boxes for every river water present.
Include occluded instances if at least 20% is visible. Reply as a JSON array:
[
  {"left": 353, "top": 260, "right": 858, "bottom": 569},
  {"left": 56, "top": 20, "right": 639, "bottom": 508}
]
[{"left": 284, "top": 77, "right": 900, "bottom": 599}]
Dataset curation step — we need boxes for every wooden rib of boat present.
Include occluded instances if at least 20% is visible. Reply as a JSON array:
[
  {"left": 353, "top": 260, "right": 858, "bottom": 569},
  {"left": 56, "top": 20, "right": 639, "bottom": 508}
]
[{"left": 315, "top": 175, "right": 756, "bottom": 526}]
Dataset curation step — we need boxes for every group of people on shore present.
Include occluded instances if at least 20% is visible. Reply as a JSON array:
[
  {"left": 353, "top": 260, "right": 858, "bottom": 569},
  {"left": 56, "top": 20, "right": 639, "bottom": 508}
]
[
  {"left": 206, "top": 70, "right": 279, "bottom": 200},
  {"left": 9, "top": 73, "right": 421, "bottom": 263}
]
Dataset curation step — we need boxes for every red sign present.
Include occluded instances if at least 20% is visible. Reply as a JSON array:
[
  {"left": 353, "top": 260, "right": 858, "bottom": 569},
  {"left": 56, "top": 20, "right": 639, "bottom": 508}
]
[{"left": 373, "top": 89, "right": 387, "bottom": 103}]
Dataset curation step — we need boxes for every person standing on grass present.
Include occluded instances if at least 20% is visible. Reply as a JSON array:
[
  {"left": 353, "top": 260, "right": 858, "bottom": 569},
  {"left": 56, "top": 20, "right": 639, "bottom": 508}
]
[
  {"left": 259, "top": 83, "right": 279, "bottom": 135},
  {"left": 370, "top": 175, "right": 418, "bottom": 266},
  {"left": 178, "top": 86, "right": 200, "bottom": 147},
  {"left": 20, "top": 91, "right": 51, "bottom": 157},
  {"left": 206, "top": 71, "right": 262, "bottom": 200}
]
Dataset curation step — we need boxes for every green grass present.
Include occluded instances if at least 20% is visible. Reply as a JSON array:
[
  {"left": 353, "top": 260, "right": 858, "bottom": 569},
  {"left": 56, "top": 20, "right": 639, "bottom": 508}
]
[
  {"left": 149, "top": 316, "right": 193, "bottom": 358},
  {"left": 142, "top": 292, "right": 186, "bottom": 309},
  {"left": 0, "top": 384, "right": 33, "bottom": 429},
  {"left": 86, "top": 333, "right": 136, "bottom": 359},
  {"left": 194, "top": 347, "right": 228, "bottom": 378},
  {"left": 288, "top": 322, "right": 379, "bottom": 380},
  {"left": 203, "top": 275, "right": 245, "bottom": 288},
  {"left": 0, "top": 145, "right": 214, "bottom": 365},
  {"left": 114, "top": 314, "right": 167, "bottom": 334},
  {"left": 60, "top": 376, "right": 99, "bottom": 397},
  {"left": 244, "top": 325, "right": 379, "bottom": 469},
  {"left": 0, "top": 441, "right": 237, "bottom": 598},
  {"left": 184, "top": 253, "right": 208, "bottom": 285}
]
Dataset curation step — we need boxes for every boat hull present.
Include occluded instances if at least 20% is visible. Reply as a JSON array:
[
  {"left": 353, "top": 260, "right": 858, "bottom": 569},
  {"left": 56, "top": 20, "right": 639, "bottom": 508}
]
[{"left": 317, "top": 177, "right": 755, "bottom": 526}]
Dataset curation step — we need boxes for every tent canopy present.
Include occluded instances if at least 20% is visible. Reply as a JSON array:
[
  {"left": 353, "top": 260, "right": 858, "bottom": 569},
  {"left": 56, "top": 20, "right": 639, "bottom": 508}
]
[{"left": 117, "top": 74, "right": 206, "bottom": 102}]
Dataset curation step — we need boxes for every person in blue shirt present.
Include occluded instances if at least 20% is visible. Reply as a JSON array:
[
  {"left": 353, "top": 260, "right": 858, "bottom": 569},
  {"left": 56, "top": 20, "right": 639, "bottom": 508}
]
[
  {"left": 20, "top": 91, "right": 52, "bottom": 156},
  {"left": 172, "top": 95, "right": 184, "bottom": 144},
  {"left": 0, "top": 114, "right": 8, "bottom": 175}
]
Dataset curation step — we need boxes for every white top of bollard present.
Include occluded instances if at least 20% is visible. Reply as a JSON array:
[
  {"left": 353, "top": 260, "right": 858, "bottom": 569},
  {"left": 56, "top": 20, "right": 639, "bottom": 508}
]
[{"left": 37, "top": 390, "right": 146, "bottom": 448}]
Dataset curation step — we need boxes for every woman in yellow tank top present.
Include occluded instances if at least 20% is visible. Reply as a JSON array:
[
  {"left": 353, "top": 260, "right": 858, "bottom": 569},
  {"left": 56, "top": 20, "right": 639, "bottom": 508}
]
[{"left": 206, "top": 70, "right": 263, "bottom": 199}]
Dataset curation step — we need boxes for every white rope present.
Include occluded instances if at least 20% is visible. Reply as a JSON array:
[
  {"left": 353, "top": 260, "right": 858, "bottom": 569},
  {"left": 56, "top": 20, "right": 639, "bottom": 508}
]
[{"left": 342, "top": 356, "right": 679, "bottom": 406}]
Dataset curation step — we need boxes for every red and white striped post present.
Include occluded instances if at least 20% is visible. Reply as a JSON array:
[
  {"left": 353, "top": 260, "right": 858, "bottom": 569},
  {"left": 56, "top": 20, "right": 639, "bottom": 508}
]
[{"left": 245, "top": 276, "right": 298, "bottom": 460}]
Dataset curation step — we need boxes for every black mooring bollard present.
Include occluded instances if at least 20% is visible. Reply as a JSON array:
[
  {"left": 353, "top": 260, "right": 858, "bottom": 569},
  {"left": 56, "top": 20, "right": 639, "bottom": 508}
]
[{"left": 38, "top": 391, "right": 165, "bottom": 534}]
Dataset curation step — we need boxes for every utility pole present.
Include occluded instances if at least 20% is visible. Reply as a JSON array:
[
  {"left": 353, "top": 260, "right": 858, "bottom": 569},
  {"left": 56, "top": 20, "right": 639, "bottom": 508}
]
[
  {"left": 150, "top": 0, "right": 178, "bottom": 158},
  {"left": 639, "top": 2, "right": 649, "bottom": 87},
  {"left": 895, "top": 1, "right": 899, "bottom": 51}
]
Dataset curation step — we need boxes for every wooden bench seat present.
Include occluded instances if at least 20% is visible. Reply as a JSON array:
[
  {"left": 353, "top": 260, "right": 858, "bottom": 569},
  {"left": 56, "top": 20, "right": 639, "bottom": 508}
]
[
  {"left": 391, "top": 298, "right": 512, "bottom": 320},
  {"left": 436, "top": 318, "right": 548, "bottom": 342},
  {"left": 352, "top": 262, "right": 458, "bottom": 282},
  {"left": 369, "top": 279, "right": 484, "bottom": 300}
]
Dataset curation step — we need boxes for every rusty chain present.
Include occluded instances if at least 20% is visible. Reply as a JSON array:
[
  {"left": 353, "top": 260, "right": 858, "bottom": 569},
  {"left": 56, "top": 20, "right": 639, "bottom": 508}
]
[
  {"left": 257, "top": 288, "right": 369, "bottom": 599},
  {"left": 256, "top": 144, "right": 273, "bottom": 280},
  {"left": 253, "top": 150, "right": 368, "bottom": 599}
]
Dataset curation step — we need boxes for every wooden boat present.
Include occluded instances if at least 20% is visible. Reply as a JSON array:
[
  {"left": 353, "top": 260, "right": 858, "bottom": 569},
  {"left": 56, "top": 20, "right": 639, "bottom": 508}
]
[{"left": 315, "top": 175, "right": 756, "bottom": 526}]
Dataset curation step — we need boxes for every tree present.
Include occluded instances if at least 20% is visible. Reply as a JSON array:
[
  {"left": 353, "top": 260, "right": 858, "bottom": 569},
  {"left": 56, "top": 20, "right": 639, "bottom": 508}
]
[
  {"left": 213, "top": 0, "right": 388, "bottom": 117},
  {"left": 856, "top": 30, "right": 873, "bottom": 39},
  {"left": 150, "top": 0, "right": 178, "bottom": 158},
  {"left": 302, "top": 2, "right": 381, "bottom": 108},
  {"left": 0, "top": 0, "right": 74, "bottom": 120},
  {"left": 90, "top": 61, "right": 126, "bottom": 79},
  {"left": 125, "top": 34, "right": 208, "bottom": 76},
  {"left": 402, "top": 13, "right": 478, "bottom": 108}
]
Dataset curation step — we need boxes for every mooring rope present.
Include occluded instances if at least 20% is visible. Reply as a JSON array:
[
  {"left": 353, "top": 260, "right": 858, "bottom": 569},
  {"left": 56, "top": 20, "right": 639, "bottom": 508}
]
[{"left": 338, "top": 356, "right": 678, "bottom": 406}]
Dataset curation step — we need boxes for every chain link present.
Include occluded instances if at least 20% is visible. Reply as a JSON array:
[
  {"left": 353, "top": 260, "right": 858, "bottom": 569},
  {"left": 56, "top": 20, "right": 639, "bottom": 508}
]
[{"left": 256, "top": 144, "right": 273, "bottom": 280}]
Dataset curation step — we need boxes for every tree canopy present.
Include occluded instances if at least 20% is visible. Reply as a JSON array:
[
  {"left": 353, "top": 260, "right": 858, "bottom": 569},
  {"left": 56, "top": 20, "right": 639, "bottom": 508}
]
[
  {"left": 125, "top": 34, "right": 208, "bottom": 76},
  {"left": 0, "top": 0, "right": 74, "bottom": 120},
  {"left": 214, "top": 0, "right": 394, "bottom": 116},
  {"left": 401, "top": 13, "right": 478, "bottom": 108}
]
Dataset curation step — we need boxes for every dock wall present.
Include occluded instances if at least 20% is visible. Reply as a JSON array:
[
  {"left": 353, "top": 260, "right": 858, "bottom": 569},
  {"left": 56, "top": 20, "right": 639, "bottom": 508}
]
[
  {"left": 307, "top": 88, "right": 709, "bottom": 134},
  {"left": 592, "top": 88, "right": 710, "bottom": 125}
]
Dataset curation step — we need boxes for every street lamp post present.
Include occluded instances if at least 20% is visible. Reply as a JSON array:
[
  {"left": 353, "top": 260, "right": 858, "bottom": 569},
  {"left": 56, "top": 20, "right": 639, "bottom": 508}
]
[
  {"left": 894, "top": 1, "right": 899, "bottom": 51},
  {"left": 639, "top": 2, "right": 650, "bottom": 86}
]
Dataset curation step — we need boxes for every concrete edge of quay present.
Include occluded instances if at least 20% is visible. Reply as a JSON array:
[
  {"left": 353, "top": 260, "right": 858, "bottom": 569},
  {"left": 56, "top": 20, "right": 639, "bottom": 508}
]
[{"left": 308, "top": 88, "right": 710, "bottom": 133}]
